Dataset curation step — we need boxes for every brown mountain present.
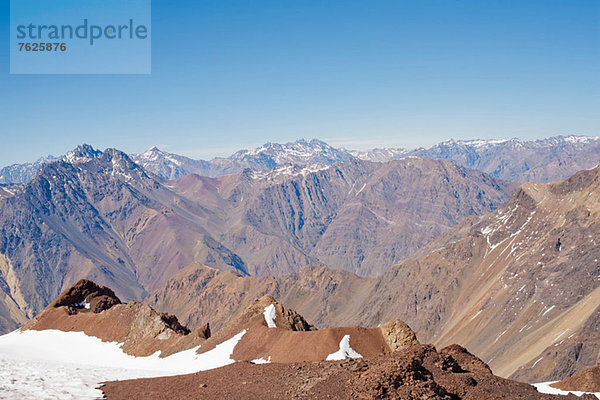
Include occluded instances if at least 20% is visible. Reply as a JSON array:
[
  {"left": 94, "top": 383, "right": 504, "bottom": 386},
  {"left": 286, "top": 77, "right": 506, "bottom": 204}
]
[
  {"left": 0, "top": 148, "right": 512, "bottom": 333},
  {"left": 148, "top": 263, "right": 375, "bottom": 333},
  {"left": 551, "top": 365, "right": 600, "bottom": 393},
  {"left": 150, "top": 165, "right": 600, "bottom": 383},
  {"left": 0, "top": 149, "right": 247, "bottom": 333},
  {"left": 180, "top": 157, "right": 514, "bottom": 277}
]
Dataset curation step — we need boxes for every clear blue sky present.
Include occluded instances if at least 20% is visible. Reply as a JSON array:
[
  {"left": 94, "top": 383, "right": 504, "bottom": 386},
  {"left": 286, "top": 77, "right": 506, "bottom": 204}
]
[{"left": 1, "top": 0, "right": 599, "bottom": 165}]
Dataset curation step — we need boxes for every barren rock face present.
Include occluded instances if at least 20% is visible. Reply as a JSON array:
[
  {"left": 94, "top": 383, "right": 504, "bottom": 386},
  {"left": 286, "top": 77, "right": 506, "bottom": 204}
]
[
  {"left": 244, "top": 295, "right": 315, "bottom": 332},
  {"left": 379, "top": 319, "right": 420, "bottom": 352},
  {"left": 0, "top": 149, "right": 514, "bottom": 334},
  {"left": 53, "top": 279, "right": 121, "bottom": 314}
]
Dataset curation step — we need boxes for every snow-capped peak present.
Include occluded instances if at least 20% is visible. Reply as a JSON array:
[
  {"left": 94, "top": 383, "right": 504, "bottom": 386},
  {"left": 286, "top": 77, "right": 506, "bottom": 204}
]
[
  {"left": 235, "top": 139, "right": 354, "bottom": 165},
  {"left": 63, "top": 144, "right": 102, "bottom": 164},
  {"left": 249, "top": 163, "right": 330, "bottom": 181}
]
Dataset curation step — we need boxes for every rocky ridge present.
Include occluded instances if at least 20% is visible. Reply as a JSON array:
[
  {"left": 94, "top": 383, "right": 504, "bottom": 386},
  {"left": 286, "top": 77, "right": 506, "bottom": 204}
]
[
  {"left": 23, "top": 279, "right": 208, "bottom": 357},
  {"left": 552, "top": 365, "right": 600, "bottom": 393}
]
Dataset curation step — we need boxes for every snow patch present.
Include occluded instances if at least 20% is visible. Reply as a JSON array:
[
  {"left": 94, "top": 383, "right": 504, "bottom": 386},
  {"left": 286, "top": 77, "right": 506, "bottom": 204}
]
[
  {"left": 533, "top": 381, "right": 600, "bottom": 399},
  {"left": 252, "top": 356, "right": 271, "bottom": 364},
  {"left": 264, "top": 304, "right": 277, "bottom": 328},
  {"left": 542, "top": 305, "right": 555, "bottom": 316},
  {"left": 326, "top": 335, "right": 362, "bottom": 361}
]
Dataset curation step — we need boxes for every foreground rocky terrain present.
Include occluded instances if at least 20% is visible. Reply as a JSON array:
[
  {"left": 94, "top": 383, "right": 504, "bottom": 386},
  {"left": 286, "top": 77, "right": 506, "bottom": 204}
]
[
  {"left": 102, "top": 345, "right": 588, "bottom": 400},
  {"left": 23, "top": 279, "right": 209, "bottom": 357},
  {"left": 2, "top": 279, "right": 595, "bottom": 399}
]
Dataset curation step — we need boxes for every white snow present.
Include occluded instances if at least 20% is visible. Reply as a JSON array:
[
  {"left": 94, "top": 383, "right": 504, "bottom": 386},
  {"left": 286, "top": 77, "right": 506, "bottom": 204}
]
[
  {"left": 0, "top": 329, "right": 246, "bottom": 399},
  {"left": 325, "top": 335, "right": 363, "bottom": 361},
  {"left": 251, "top": 356, "right": 271, "bottom": 364},
  {"left": 73, "top": 301, "right": 91, "bottom": 310},
  {"left": 533, "top": 381, "right": 600, "bottom": 398},
  {"left": 542, "top": 305, "right": 555, "bottom": 316},
  {"left": 531, "top": 357, "right": 543, "bottom": 368},
  {"left": 263, "top": 304, "right": 277, "bottom": 328},
  {"left": 470, "top": 309, "right": 483, "bottom": 321},
  {"left": 563, "top": 135, "right": 599, "bottom": 144},
  {"left": 250, "top": 164, "right": 329, "bottom": 181}
]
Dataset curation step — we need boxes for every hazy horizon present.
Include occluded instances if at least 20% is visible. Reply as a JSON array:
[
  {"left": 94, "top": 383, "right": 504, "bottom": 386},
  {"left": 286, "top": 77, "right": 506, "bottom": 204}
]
[{"left": 4, "top": 133, "right": 600, "bottom": 167}]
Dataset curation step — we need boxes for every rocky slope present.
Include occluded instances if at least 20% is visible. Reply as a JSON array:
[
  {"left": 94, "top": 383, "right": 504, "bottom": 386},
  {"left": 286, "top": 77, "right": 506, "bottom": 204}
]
[
  {"left": 0, "top": 147, "right": 248, "bottom": 331},
  {"left": 148, "top": 263, "right": 375, "bottom": 333},
  {"left": 194, "top": 294, "right": 417, "bottom": 366},
  {"left": 102, "top": 343, "right": 585, "bottom": 400},
  {"left": 552, "top": 365, "right": 600, "bottom": 393},
  {"left": 209, "top": 157, "right": 513, "bottom": 276},
  {"left": 327, "top": 164, "right": 600, "bottom": 382}
]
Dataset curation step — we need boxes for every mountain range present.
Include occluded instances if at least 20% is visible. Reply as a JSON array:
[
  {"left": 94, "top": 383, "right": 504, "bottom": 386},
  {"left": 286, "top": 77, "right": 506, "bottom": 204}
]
[
  {"left": 3, "top": 136, "right": 600, "bottom": 184},
  {"left": 1, "top": 135, "right": 600, "bottom": 398},
  {"left": 129, "top": 135, "right": 600, "bottom": 183},
  {"left": 0, "top": 145, "right": 512, "bottom": 333},
  {"left": 148, "top": 164, "right": 600, "bottom": 384}
]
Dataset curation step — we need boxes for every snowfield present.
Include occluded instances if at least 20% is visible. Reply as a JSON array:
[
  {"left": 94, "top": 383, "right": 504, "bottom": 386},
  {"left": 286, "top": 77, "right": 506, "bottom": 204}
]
[
  {"left": 0, "top": 329, "right": 246, "bottom": 399},
  {"left": 534, "top": 381, "right": 600, "bottom": 399}
]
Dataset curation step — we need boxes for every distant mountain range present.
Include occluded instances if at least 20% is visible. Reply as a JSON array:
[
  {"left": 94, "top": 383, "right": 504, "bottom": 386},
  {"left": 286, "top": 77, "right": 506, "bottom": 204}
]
[
  {"left": 133, "top": 135, "right": 600, "bottom": 183},
  {"left": 2, "top": 135, "right": 600, "bottom": 184}
]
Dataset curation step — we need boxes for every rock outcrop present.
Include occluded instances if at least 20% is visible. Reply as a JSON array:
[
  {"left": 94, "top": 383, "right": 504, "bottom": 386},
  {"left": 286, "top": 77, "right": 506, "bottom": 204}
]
[
  {"left": 23, "top": 280, "right": 208, "bottom": 357},
  {"left": 52, "top": 279, "right": 121, "bottom": 314},
  {"left": 195, "top": 295, "right": 419, "bottom": 365},
  {"left": 380, "top": 319, "right": 420, "bottom": 352}
]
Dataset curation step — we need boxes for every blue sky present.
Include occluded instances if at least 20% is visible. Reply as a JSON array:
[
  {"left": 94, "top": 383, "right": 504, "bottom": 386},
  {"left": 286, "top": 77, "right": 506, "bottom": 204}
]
[{"left": 1, "top": 0, "right": 599, "bottom": 165}]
